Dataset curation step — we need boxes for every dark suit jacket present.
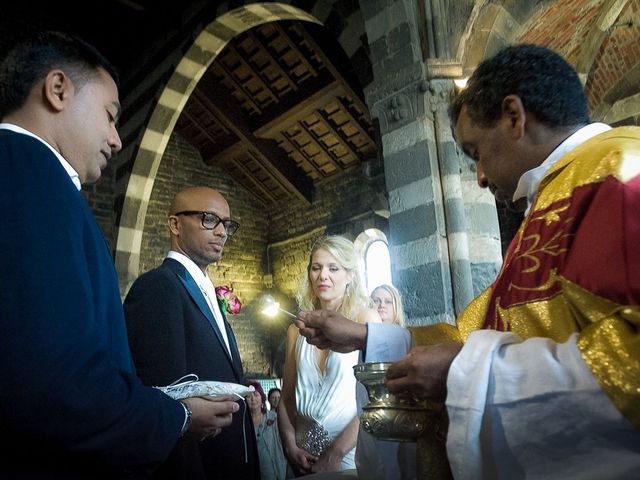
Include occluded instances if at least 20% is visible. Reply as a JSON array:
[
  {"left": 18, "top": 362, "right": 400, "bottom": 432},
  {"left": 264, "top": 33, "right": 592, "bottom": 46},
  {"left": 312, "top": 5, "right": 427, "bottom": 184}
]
[
  {"left": 0, "top": 129, "right": 184, "bottom": 479},
  {"left": 124, "top": 258, "right": 260, "bottom": 480}
]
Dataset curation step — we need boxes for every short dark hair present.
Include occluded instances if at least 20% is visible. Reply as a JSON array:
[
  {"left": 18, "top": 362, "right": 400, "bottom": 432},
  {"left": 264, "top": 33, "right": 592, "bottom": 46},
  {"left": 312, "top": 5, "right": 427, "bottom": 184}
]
[
  {"left": 0, "top": 31, "right": 118, "bottom": 119},
  {"left": 268, "top": 387, "right": 281, "bottom": 400},
  {"left": 449, "top": 44, "right": 589, "bottom": 129}
]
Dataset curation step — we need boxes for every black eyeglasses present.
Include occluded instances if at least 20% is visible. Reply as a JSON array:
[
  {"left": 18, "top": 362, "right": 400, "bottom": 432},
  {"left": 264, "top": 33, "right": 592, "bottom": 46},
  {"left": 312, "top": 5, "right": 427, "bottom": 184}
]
[{"left": 174, "top": 211, "right": 240, "bottom": 236}]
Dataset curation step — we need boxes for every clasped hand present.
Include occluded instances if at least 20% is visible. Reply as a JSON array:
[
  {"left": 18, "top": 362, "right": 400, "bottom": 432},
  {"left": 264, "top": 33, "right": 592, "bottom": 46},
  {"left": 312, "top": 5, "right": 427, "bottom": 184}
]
[{"left": 181, "top": 395, "right": 239, "bottom": 441}]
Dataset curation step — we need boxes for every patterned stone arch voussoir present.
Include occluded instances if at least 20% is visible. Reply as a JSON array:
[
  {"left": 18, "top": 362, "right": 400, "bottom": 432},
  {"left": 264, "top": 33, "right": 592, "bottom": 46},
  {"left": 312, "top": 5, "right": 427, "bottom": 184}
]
[
  {"left": 457, "top": 1, "right": 539, "bottom": 74},
  {"left": 115, "top": 3, "right": 322, "bottom": 295}
]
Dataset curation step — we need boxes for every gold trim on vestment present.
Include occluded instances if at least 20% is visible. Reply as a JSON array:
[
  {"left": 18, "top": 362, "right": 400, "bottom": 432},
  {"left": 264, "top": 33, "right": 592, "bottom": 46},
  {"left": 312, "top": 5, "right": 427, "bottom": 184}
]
[{"left": 411, "top": 127, "right": 640, "bottom": 430}]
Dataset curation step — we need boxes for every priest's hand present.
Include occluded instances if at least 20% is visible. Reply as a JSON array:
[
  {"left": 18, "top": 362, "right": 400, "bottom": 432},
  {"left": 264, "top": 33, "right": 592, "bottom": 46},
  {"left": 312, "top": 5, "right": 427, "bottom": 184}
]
[
  {"left": 385, "top": 343, "right": 463, "bottom": 402},
  {"left": 295, "top": 310, "right": 367, "bottom": 353}
]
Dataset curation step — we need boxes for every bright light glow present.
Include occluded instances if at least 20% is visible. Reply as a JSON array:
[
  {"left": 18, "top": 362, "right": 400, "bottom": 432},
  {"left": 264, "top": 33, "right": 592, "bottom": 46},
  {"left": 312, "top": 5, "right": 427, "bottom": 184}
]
[
  {"left": 454, "top": 77, "right": 469, "bottom": 89},
  {"left": 365, "top": 240, "right": 392, "bottom": 294},
  {"left": 262, "top": 303, "right": 280, "bottom": 317},
  {"left": 260, "top": 294, "right": 297, "bottom": 318}
]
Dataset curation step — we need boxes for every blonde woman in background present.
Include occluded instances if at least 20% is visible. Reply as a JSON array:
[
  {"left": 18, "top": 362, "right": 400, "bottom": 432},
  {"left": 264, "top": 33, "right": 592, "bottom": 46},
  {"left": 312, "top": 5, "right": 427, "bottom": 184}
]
[
  {"left": 279, "top": 235, "right": 380, "bottom": 477},
  {"left": 356, "top": 283, "right": 416, "bottom": 480},
  {"left": 370, "top": 284, "right": 405, "bottom": 326}
]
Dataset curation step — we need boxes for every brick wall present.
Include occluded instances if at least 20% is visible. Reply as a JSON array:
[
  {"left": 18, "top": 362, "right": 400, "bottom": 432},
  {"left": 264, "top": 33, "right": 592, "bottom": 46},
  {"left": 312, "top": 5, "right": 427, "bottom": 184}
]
[
  {"left": 515, "top": 0, "right": 640, "bottom": 113},
  {"left": 518, "top": 0, "right": 603, "bottom": 64},
  {"left": 585, "top": 0, "right": 640, "bottom": 110}
]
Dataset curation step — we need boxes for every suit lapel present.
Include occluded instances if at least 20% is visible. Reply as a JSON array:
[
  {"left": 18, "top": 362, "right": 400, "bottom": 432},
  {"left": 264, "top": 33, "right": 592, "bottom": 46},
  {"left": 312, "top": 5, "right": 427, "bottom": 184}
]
[
  {"left": 164, "top": 259, "right": 237, "bottom": 370},
  {"left": 219, "top": 308, "right": 243, "bottom": 376}
]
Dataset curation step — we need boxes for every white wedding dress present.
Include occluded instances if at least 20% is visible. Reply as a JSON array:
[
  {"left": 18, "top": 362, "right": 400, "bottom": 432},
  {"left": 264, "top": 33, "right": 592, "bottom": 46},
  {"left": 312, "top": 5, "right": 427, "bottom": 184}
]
[{"left": 295, "top": 334, "right": 359, "bottom": 470}]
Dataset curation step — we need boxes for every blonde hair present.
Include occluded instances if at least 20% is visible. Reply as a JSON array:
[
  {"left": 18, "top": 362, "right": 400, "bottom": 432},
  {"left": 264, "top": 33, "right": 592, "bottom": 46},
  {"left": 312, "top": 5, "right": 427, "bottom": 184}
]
[
  {"left": 296, "top": 235, "right": 371, "bottom": 322},
  {"left": 371, "top": 284, "right": 406, "bottom": 326}
]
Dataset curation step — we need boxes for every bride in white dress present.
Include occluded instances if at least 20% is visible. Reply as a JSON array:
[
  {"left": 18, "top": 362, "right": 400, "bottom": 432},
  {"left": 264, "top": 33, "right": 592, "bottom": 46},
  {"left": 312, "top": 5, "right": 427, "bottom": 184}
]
[{"left": 278, "top": 235, "right": 380, "bottom": 476}]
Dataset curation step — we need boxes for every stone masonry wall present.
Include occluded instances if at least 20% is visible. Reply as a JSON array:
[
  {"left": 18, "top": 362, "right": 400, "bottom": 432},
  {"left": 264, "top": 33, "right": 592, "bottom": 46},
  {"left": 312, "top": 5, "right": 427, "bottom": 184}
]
[{"left": 268, "top": 164, "right": 387, "bottom": 302}]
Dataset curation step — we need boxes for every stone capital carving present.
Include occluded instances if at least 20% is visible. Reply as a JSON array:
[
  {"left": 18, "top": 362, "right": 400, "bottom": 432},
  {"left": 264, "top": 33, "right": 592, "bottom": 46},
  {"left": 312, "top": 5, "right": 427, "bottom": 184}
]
[{"left": 365, "top": 63, "right": 434, "bottom": 134}]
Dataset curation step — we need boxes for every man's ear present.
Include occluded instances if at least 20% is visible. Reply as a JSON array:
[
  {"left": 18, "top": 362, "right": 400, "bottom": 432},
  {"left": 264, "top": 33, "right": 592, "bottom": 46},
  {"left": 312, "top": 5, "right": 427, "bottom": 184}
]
[
  {"left": 43, "top": 69, "right": 71, "bottom": 112},
  {"left": 168, "top": 216, "right": 180, "bottom": 235},
  {"left": 501, "top": 94, "right": 526, "bottom": 139}
]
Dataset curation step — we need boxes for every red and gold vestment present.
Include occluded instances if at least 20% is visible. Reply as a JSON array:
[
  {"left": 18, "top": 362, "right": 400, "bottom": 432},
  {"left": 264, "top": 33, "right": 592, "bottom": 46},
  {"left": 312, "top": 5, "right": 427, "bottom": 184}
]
[{"left": 412, "top": 126, "right": 640, "bottom": 429}]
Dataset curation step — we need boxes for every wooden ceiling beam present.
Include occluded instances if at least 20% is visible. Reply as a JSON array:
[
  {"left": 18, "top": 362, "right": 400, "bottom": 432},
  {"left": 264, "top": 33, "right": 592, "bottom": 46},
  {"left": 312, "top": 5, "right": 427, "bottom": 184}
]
[
  {"left": 229, "top": 155, "right": 280, "bottom": 204},
  {"left": 227, "top": 43, "right": 278, "bottom": 103},
  {"left": 185, "top": 96, "right": 237, "bottom": 140},
  {"left": 180, "top": 108, "right": 223, "bottom": 144},
  {"left": 279, "top": 131, "right": 322, "bottom": 177},
  {"left": 273, "top": 23, "right": 318, "bottom": 78},
  {"left": 295, "top": 120, "right": 341, "bottom": 172},
  {"left": 245, "top": 149, "right": 301, "bottom": 199},
  {"left": 247, "top": 30, "right": 297, "bottom": 91},
  {"left": 334, "top": 97, "right": 375, "bottom": 146},
  {"left": 197, "top": 87, "right": 313, "bottom": 204},
  {"left": 297, "top": 25, "right": 370, "bottom": 118},
  {"left": 254, "top": 79, "right": 342, "bottom": 138},
  {"left": 216, "top": 61, "right": 262, "bottom": 114},
  {"left": 316, "top": 110, "right": 361, "bottom": 161}
]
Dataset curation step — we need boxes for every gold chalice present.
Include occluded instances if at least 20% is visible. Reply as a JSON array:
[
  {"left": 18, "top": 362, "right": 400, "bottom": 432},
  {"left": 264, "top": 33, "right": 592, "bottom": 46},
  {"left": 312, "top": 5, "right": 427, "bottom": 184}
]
[
  {"left": 353, "top": 362, "right": 432, "bottom": 441},
  {"left": 354, "top": 361, "right": 452, "bottom": 479}
]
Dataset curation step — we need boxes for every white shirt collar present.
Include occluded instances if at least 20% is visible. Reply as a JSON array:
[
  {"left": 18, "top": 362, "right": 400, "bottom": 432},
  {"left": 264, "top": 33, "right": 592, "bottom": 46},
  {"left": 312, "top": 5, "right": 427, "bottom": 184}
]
[
  {"left": 0, "top": 122, "right": 82, "bottom": 191},
  {"left": 512, "top": 122, "right": 612, "bottom": 213},
  {"left": 166, "top": 251, "right": 232, "bottom": 354},
  {"left": 166, "top": 250, "right": 213, "bottom": 287}
]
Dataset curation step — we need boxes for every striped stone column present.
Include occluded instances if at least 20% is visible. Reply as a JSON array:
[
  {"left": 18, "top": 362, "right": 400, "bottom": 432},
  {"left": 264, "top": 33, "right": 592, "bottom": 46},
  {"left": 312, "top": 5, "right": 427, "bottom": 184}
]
[
  {"left": 430, "top": 79, "right": 474, "bottom": 316},
  {"left": 367, "top": 72, "right": 456, "bottom": 326}
]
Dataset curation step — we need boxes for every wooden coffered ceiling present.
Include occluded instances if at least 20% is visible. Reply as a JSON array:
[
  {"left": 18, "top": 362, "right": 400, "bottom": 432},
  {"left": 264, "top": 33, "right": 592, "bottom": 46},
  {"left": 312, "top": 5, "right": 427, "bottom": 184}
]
[{"left": 174, "top": 20, "right": 378, "bottom": 206}]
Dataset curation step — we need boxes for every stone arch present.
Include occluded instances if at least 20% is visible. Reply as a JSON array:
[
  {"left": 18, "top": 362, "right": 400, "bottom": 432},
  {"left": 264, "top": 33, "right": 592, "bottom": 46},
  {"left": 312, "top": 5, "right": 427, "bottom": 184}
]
[
  {"left": 354, "top": 228, "right": 388, "bottom": 253},
  {"left": 456, "top": 1, "right": 540, "bottom": 74},
  {"left": 573, "top": 0, "right": 632, "bottom": 82},
  {"left": 584, "top": 0, "right": 640, "bottom": 118},
  {"left": 602, "top": 91, "right": 640, "bottom": 125},
  {"left": 114, "top": 3, "right": 322, "bottom": 293}
]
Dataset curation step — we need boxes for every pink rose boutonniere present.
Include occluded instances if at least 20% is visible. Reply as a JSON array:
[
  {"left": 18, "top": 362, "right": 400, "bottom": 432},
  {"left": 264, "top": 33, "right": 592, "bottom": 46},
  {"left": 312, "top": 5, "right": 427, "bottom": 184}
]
[{"left": 215, "top": 285, "right": 242, "bottom": 315}]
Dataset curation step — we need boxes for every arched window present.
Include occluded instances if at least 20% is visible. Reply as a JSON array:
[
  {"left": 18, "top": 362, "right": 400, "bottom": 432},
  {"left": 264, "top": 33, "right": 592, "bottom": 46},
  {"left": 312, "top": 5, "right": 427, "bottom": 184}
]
[
  {"left": 355, "top": 229, "right": 393, "bottom": 294},
  {"left": 365, "top": 239, "right": 392, "bottom": 293}
]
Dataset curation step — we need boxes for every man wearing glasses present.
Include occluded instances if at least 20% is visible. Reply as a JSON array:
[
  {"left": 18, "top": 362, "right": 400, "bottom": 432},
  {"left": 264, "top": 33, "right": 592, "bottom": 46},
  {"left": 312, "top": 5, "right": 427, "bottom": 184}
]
[{"left": 124, "top": 186, "right": 259, "bottom": 480}]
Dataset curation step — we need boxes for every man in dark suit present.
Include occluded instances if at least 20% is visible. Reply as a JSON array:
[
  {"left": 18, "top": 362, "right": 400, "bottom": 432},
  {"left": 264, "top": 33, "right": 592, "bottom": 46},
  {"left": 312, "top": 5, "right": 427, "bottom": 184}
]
[
  {"left": 124, "top": 186, "right": 260, "bottom": 479},
  {"left": 0, "top": 32, "right": 239, "bottom": 479}
]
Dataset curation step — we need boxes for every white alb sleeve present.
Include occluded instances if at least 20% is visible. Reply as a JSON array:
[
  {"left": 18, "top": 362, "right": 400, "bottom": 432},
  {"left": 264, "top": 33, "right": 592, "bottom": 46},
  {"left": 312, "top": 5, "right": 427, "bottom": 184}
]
[{"left": 446, "top": 330, "right": 640, "bottom": 480}]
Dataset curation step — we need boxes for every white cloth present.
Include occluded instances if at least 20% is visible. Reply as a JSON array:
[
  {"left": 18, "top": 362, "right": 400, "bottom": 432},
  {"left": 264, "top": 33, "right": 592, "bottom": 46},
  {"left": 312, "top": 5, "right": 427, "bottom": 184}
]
[
  {"left": 363, "top": 323, "right": 413, "bottom": 363},
  {"left": 0, "top": 122, "right": 81, "bottom": 190},
  {"left": 166, "top": 250, "right": 231, "bottom": 355},
  {"left": 295, "top": 335, "right": 359, "bottom": 470},
  {"left": 446, "top": 331, "right": 640, "bottom": 479}
]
